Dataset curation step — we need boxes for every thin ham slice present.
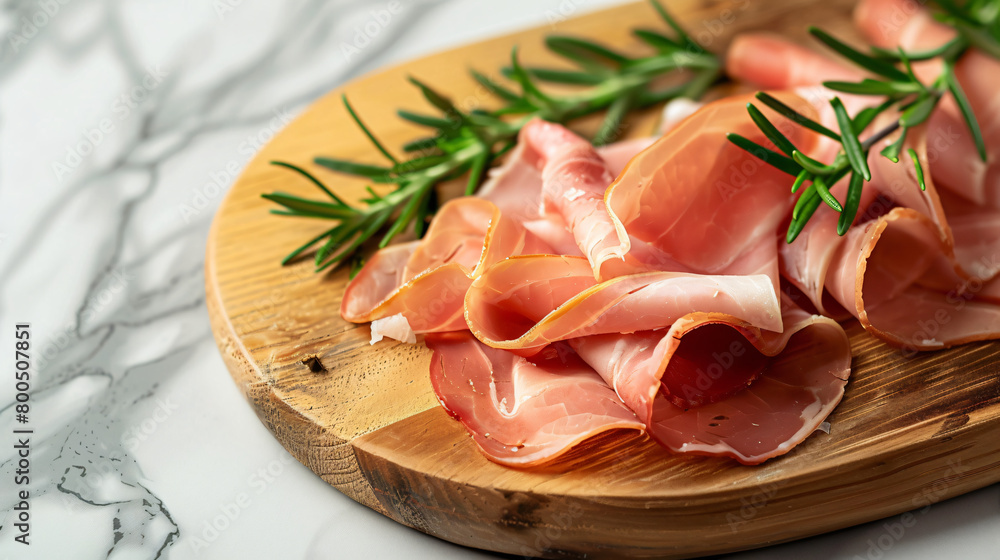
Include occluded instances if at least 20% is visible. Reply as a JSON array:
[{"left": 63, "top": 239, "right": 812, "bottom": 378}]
[
  {"left": 342, "top": 135, "right": 663, "bottom": 337},
  {"left": 440, "top": 103, "right": 853, "bottom": 465},
  {"left": 726, "top": 12, "right": 1000, "bottom": 350},
  {"left": 341, "top": 197, "right": 551, "bottom": 333},
  {"left": 519, "top": 118, "right": 631, "bottom": 278},
  {"left": 604, "top": 91, "right": 823, "bottom": 286},
  {"left": 465, "top": 254, "right": 781, "bottom": 354},
  {"left": 347, "top": 96, "right": 855, "bottom": 467},
  {"left": 425, "top": 331, "right": 643, "bottom": 467},
  {"left": 573, "top": 297, "right": 851, "bottom": 464}
]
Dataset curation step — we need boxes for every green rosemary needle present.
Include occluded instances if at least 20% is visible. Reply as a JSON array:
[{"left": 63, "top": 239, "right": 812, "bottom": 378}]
[{"left": 730, "top": 0, "right": 998, "bottom": 243}]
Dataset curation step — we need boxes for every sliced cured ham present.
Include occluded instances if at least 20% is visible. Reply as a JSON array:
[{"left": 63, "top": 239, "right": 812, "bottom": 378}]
[
  {"left": 342, "top": 133, "right": 663, "bottom": 338},
  {"left": 425, "top": 331, "right": 643, "bottom": 467},
  {"left": 341, "top": 197, "right": 551, "bottom": 333},
  {"left": 725, "top": 18, "right": 1000, "bottom": 350},
  {"left": 465, "top": 254, "right": 781, "bottom": 353},
  {"left": 730, "top": 0, "right": 1000, "bottom": 208},
  {"left": 520, "top": 118, "right": 631, "bottom": 278},
  {"left": 573, "top": 298, "right": 851, "bottom": 464},
  {"left": 347, "top": 92, "right": 855, "bottom": 468},
  {"left": 604, "top": 91, "right": 823, "bottom": 286}
]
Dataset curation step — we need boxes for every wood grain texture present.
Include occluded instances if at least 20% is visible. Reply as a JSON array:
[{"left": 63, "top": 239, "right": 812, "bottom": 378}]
[{"left": 204, "top": 1, "right": 1000, "bottom": 557}]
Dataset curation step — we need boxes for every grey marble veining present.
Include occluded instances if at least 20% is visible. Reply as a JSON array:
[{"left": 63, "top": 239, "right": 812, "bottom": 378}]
[{"left": 0, "top": 1, "right": 996, "bottom": 559}]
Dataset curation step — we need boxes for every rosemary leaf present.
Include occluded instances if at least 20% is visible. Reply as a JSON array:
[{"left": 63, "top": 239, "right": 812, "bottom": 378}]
[
  {"left": 314, "top": 157, "right": 392, "bottom": 181},
  {"left": 649, "top": 0, "right": 701, "bottom": 52},
  {"left": 281, "top": 225, "right": 340, "bottom": 265},
  {"left": 342, "top": 95, "right": 398, "bottom": 164},
  {"left": 899, "top": 94, "right": 939, "bottom": 127},
  {"left": 831, "top": 97, "right": 871, "bottom": 181},
  {"left": 465, "top": 150, "right": 489, "bottom": 196},
  {"left": 545, "top": 36, "right": 630, "bottom": 67},
  {"left": 880, "top": 127, "right": 908, "bottom": 163},
  {"left": 823, "top": 78, "right": 923, "bottom": 96},
  {"left": 908, "top": 148, "right": 927, "bottom": 191},
  {"left": 791, "top": 169, "right": 811, "bottom": 194},
  {"left": 813, "top": 174, "right": 844, "bottom": 213},
  {"left": 511, "top": 67, "right": 607, "bottom": 85},
  {"left": 594, "top": 92, "right": 635, "bottom": 146},
  {"left": 755, "top": 92, "right": 840, "bottom": 141},
  {"left": 261, "top": 193, "right": 355, "bottom": 218},
  {"left": 396, "top": 110, "right": 455, "bottom": 129},
  {"left": 943, "top": 60, "right": 987, "bottom": 161},
  {"left": 746, "top": 103, "right": 798, "bottom": 157},
  {"left": 837, "top": 171, "right": 864, "bottom": 235},
  {"left": 633, "top": 29, "right": 682, "bottom": 52},
  {"left": 726, "top": 133, "right": 803, "bottom": 177},
  {"left": 788, "top": 186, "right": 822, "bottom": 243},
  {"left": 810, "top": 27, "right": 911, "bottom": 81},
  {"left": 870, "top": 38, "right": 962, "bottom": 61},
  {"left": 792, "top": 150, "right": 838, "bottom": 175},
  {"left": 469, "top": 69, "right": 521, "bottom": 102},
  {"left": 271, "top": 161, "right": 348, "bottom": 205},
  {"left": 852, "top": 97, "right": 898, "bottom": 133}
]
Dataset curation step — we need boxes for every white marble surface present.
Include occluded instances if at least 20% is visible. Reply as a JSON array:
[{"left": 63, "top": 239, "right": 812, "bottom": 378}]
[{"left": 0, "top": 0, "right": 996, "bottom": 559}]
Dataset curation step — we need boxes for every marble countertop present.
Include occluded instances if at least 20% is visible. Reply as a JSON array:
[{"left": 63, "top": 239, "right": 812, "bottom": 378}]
[{"left": 0, "top": 0, "right": 997, "bottom": 558}]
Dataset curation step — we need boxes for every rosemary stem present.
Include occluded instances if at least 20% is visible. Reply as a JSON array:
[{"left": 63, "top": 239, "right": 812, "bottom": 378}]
[{"left": 861, "top": 120, "right": 901, "bottom": 150}]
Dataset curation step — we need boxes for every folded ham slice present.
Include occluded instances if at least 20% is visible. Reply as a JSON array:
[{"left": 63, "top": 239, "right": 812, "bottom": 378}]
[
  {"left": 727, "top": 9, "right": 1000, "bottom": 351},
  {"left": 604, "top": 91, "right": 823, "bottom": 286},
  {"left": 465, "top": 254, "right": 781, "bottom": 353},
  {"left": 425, "top": 331, "right": 643, "bottom": 467},
  {"left": 573, "top": 297, "right": 850, "bottom": 464},
  {"left": 345, "top": 93, "right": 855, "bottom": 467},
  {"left": 343, "top": 134, "right": 660, "bottom": 336},
  {"left": 341, "top": 197, "right": 551, "bottom": 333}
]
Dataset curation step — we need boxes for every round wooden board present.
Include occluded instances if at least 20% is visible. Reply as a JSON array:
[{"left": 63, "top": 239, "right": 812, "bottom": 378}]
[{"left": 205, "top": 1, "right": 1000, "bottom": 557}]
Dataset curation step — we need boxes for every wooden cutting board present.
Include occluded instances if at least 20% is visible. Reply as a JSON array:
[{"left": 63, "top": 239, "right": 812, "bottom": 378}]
[{"left": 205, "top": 1, "right": 1000, "bottom": 557}]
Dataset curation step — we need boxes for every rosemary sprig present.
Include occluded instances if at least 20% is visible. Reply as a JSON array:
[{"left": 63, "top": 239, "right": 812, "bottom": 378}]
[
  {"left": 729, "top": 0, "right": 998, "bottom": 243},
  {"left": 264, "top": 0, "right": 722, "bottom": 273}
]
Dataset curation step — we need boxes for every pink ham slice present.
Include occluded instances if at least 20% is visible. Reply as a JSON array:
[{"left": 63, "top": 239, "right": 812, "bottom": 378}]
[
  {"left": 465, "top": 254, "right": 781, "bottom": 354},
  {"left": 349, "top": 95, "right": 854, "bottom": 467},
  {"left": 341, "top": 197, "right": 551, "bottom": 333},
  {"left": 519, "top": 118, "right": 631, "bottom": 278},
  {"left": 603, "top": 91, "right": 824, "bottom": 286},
  {"left": 425, "top": 330, "right": 643, "bottom": 467},
  {"left": 573, "top": 297, "right": 851, "bottom": 464},
  {"left": 343, "top": 134, "right": 660, "bottom": 335},
  {"left": 726, "top": 12, "right": 1000, "bottom": 350},
  {"left": 443, "top": 98, "right": 853, "bottom": 465}
]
